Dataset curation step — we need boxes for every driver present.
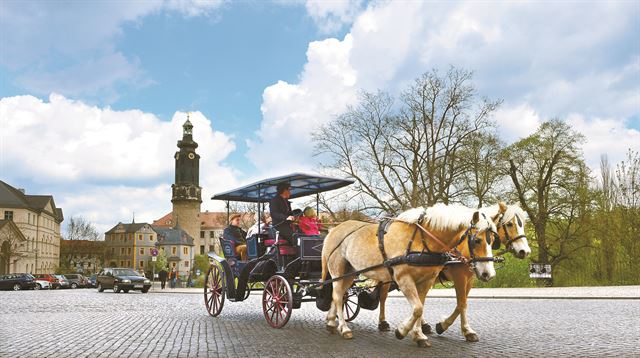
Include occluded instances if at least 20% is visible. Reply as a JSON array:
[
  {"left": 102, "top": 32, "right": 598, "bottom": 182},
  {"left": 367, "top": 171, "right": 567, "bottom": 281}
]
[{"left": 269, "top": 182, "right": 296, "bottom": 244}]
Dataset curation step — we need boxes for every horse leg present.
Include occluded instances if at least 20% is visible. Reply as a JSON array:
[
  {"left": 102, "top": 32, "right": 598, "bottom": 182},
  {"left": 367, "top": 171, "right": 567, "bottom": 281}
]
[
  {"left": 420, "top": 279, "right": 437, "bottom": 334},
  {"left": 460, "top": 276, "right": 479, "bottom": 342},
  {"left": 325, "top": 298, "right": 338, "bottom": 333},
  {"left": 394, "top": 275, "right": 428, "bottom": 347},
  {"left": 410, "top": 278, "right": 434, "bottom": 347},
  {"left": 333, "top": 275, "right": 356, "bottom": 339},
  {"left": 378, "top": 282, "right": 391, "bottom": 331},
  {"left": 436, "top": 265, "right": 467, "bottom": 335}
]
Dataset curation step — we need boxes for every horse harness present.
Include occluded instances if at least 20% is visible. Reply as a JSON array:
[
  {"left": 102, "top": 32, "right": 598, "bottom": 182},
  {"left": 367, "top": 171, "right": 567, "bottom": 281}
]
[{"left": 495, "top": 213, "right": 528, "bottom": 256}]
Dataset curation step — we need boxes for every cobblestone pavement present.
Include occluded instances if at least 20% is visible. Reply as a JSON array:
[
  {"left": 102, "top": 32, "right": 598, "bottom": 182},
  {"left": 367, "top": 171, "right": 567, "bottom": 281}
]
[{"left": 0, "top": 289, "right": 638, "bottom": 357}]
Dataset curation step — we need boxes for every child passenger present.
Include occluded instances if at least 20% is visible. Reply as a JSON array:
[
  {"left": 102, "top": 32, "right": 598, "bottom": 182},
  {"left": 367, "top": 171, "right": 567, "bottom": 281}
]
[{"left": 298, "top": 207, "right": 321, "bottom": 236}]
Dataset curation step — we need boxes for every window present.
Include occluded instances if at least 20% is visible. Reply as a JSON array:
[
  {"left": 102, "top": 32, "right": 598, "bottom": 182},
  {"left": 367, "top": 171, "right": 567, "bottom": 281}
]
[
  {"left": 171, "top": 262, "right": 176, "bottom": 268},
  {"left": 139, "top": 261, "right": 144, "bottom": 268},
  {"left": 209, "top": 231, "right": 215, "bottom": 238},
  {"left": 120, "top": 261, "right": 125, "bottom": 267},
  {"left": 120, "top": 248, "right": 125, "bottom": 255},
  {"left": 149, "top": 248, "right": 154, "bottom": 255},
  {"left": 138, "top": 235, "right": 143, "bottom": 241},
  {"left": 200, "top": 245, "right": 205, "bottom": 255},
  {"left": 139, "top": 248, "right": 144, "bottom": 255},
  {"left": 4, "top": 211, "right": 13, "bottom": 221},
  {"left": 172, "top": 246, "right": 177, "bottom": 255},
  {"left": 200, "top": 231, "right": 205, "bottom": 238},
  {"left": 111, "top": 248, "right": 115, "bottom": 255},
  {"left": 129, "top": 234, "right": 133, "bottom": 241},
  {"left": 150, "top": 235, "right": 154, "bottom": 241},
  {"left": 126, "top": 260, "right": 131, "bottom": 267},
  {"left": 183, "top": 247, "right": 188, "bottom": 255},
  {"left": 185, "top": 261, "right": 189, "bottom": 267}
]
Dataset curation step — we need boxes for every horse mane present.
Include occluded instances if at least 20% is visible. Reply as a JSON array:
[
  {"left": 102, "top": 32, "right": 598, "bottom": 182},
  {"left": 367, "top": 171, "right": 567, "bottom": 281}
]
[
  {"left": 396, "top": 204, "right": 490, "bottom": 232},
  {"left": 479, "top": 203, "right": 527, "bottom": 225}
]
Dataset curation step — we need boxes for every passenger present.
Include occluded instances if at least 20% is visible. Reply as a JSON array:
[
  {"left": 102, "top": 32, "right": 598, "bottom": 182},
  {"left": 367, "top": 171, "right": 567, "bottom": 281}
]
[
  {"left": 298, "top": 207, "right": 321, "bottom": 236},
  {"left": 223, "top": 213, "right": 248, "bottom": 260},
  {"left": 246, "top": 212, "right": 271, "bottom": 239},
  {"left": 269, "top": 182, "right": 296, "bottom": 244}
]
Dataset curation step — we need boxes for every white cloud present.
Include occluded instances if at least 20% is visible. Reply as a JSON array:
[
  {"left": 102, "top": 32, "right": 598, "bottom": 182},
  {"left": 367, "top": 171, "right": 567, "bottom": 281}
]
[
  {"left": 249, "top": 1, "right": 639, "bottom": 176},
  {"left": 0, "top": 0, "right": 224, "bottom": 99},
  {"left": 247, "top": 35, "right": 357, "bottom": 174},
  {"left": 305, "top": 0, "right": 364, "bottom": 34},
  {"left": 0, "top": 94, "right": 236, "bottom": 231}
]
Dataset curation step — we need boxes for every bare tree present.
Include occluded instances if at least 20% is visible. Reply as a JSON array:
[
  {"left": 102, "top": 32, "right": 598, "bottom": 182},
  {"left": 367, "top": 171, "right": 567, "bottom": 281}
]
[
  {"left": 315, "top": 67, "right": 501, "bottom": 215},
  {"left": 65, "top": 216, "right": 99, "bottom": 241},
  {"left": 458, "top": 131, "right": 505, "bottom": 207}
]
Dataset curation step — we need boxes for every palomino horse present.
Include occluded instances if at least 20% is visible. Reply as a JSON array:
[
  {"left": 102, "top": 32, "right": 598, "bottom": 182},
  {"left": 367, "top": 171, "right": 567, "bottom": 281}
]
[
  {"left": 321, "top": 204, "right": 498, "bottom": 347},
  {"left": 376, "top": 202, "right": 531, "bottom": 342},
  {"left": 430, "top": 202, "right": 531, "bottom": 341}
]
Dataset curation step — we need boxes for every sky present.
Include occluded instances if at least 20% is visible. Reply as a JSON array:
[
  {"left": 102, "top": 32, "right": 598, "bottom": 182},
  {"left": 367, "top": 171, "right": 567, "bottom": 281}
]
[{"left": 0, "top": 0, "right": 638, "bottom": 234}]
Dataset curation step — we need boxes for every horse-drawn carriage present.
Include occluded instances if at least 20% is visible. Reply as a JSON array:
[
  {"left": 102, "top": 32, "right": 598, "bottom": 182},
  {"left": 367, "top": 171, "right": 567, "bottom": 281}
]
[
  {"left": 204, "top": 172, "right": 530, "bottom": 347},
  {"left": 204, "top": 173, "right": 362, "bottom": 328}
]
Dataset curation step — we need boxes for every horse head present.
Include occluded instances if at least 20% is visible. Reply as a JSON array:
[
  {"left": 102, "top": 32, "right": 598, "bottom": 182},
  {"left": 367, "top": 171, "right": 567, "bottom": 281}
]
[
  {"left": 463, "top": 211, "right": 497, "bottom": 282},
  {"left": 491, "top": 202, "right": 531, "bottom": 259}
]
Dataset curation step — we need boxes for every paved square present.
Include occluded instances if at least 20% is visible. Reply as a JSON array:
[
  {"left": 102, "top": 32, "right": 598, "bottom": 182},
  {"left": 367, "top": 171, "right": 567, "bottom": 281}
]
[{"left": 0, "top": 289, "right": 638, "bottom": 357}]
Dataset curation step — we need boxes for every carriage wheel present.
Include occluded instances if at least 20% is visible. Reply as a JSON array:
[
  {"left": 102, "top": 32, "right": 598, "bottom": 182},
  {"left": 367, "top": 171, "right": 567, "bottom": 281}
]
[
  {"left": 204, "top": 264, "right": 225, "bottom": 317},
  {"left": 343, "top": 289, "right": 360, "bottom": 322},
  {"left": 262, "top": 275, "right": 293, "bottom": 328}
]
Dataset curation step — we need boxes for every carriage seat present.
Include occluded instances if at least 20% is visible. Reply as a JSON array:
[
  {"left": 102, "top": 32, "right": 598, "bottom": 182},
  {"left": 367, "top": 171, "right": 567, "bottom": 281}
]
[{"left": 219, "top": 237, "right": 238, "bottom": 259}]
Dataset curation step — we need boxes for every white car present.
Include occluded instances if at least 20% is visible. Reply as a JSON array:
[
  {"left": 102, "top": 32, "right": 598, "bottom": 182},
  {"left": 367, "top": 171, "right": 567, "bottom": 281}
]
[{"left": 34, "top": 279, "right": 52, "bottom": 290}]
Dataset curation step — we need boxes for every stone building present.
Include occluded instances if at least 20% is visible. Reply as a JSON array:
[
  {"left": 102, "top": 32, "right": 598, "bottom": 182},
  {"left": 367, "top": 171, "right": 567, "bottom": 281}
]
[
  {"left": 0, "top": 180, "right": 63, "bottom": 274},
  {"left": 153, "top": 225, "right": 195, "bottom": 276},
  {"left": 104, "top": 222, "right": 157, "bottom": 273},
  {"left": 153, "top": 211, "right": 226, "bottom": 255}
]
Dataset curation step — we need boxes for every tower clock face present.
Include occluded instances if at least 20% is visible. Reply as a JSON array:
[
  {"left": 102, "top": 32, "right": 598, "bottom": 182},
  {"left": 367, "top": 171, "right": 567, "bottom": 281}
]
[{"left": 188, "top": 153, "right": 195, "bottom": 160}]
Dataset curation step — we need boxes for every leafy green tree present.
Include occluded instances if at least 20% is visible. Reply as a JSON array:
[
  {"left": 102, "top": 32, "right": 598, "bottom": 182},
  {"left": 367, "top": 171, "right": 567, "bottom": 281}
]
[{"left": 505, "top": 119, "right": 591, "bottom": 282}]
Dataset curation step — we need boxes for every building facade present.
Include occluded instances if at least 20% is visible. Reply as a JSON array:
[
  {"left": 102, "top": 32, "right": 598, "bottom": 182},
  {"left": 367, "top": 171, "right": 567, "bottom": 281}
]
[
  {"left": 153, "top": 226, "right": 195, "bottom": 276},
  {"left": 104, "top": 222, "right": 158, "bottom": 274},
  {"left": 0, "top": 180, "right": 63, "bottom": 274},
  {"left": 153, "top": 211, "right": 226, "bottom": 255}
]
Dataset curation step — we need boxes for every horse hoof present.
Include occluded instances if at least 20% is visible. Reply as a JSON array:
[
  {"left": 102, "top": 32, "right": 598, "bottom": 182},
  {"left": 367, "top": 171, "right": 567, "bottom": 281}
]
[
  {"left": 416, "top": 339, "right": 431, "bottom": 348},
  {"left": 394, "top": 328, "right": 405, "bottom": 340},
  {"left": 378, "top": 321, "right": 390, "bottom": 331},
  {"left": 421, "top": 323, "right": 432, "bottom": 335},
  {"left": 342, "top": 331, "right": 353, "bottom": 340},
  {"left": 326, "top": 325, "right": 337, "bottom": 334},
  {"left": 465, "top": 333, "right": 479, "bottom": 342},
  {"left": 435, "top": 323, "right": 445, "bottom": 335}
]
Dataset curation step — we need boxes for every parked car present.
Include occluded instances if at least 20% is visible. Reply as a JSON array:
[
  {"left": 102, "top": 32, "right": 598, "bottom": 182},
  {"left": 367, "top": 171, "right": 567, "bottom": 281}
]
[
  {"left": 54, "top": 274, "right": 70, "bottom": 289},
  {"left": 96, "top": 268, "right": 151, "bottom": 293},
  {"left": 34, "top": 278, "right": 52, "bottom": 290},
  {"left": 87, "top": 274, "right": 97, "bottom": 288},
  {"left": 63, "top": 274, "right": 87, "bottom": 289},
  {"left": 0, "top": 273, "right": 36, "bottom": 290},
  {"left": 33, "top": 273, "right": 61, "bottom": 289}
]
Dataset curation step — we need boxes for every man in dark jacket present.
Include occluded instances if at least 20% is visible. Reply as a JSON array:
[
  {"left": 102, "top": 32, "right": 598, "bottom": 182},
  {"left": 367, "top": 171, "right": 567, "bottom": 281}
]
[
  {"left": 158, "top": 268, "right": 168, "bottom": 289},
  {"left": 223, "top": 213, "right": 248, "bottom": 260},
  {"left": 269, "top": 182, "right": 295, "bottom": 243}
]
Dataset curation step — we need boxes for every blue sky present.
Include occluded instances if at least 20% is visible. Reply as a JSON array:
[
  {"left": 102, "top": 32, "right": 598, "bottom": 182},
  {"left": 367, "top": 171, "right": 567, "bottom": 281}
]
[{"left": 0, "top": 0, "right": 638, "bottom": 232}]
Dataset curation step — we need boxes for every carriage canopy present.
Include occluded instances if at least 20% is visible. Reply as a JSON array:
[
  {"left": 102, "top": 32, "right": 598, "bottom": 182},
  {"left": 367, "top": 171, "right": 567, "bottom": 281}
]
[{"left": 211, "top": 173, "right": 354, "bottom": 203}]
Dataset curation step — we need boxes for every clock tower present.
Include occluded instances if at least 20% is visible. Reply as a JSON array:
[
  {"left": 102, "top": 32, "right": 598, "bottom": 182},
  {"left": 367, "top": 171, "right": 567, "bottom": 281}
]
[{"left": 171, "top": 116, "right": 202, "bottom": 245}]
